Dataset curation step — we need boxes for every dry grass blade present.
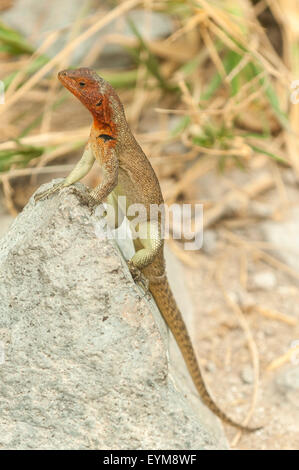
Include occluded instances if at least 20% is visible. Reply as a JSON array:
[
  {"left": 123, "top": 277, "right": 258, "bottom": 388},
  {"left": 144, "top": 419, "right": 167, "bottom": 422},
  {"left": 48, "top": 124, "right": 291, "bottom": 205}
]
[
  {"left": 0, "top": 164, "right": 74, "bottom": 180},
  {"left": 1, "top": 174, "right": 17, "bottom": 216},
  {"left": 200, "top": 21, "right": 226, "bottom": 78},
  {"left": 267, "top": 344, "right": 299, "bottom": 371},
  {"left": 4, "top": 29, "right": 61, "bottom": 101},
  {"left": 0, "top": 129, "right": 90, "bottom": 150},
  {"left": 256, "top": 306, "right": 297, "bottom": 326}
]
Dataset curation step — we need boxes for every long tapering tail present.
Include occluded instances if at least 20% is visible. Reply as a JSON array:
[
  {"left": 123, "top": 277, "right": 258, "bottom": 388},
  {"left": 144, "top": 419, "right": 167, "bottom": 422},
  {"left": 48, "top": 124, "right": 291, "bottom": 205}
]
[{"left": 148, "top": 269, "right": 260, "bottom": 432}]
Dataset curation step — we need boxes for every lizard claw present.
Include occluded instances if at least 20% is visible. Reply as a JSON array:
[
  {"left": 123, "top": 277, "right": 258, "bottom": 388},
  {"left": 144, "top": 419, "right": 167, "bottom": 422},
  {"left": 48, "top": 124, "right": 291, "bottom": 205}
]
[
  {"left": 34, "top": 182, "right": 65, "bottom": 202},
  {"left": 35, "top": 183, "right": 99, "bottom": 207},
  {"left": 68, "top": 186, "right": 99, "bottom": 207},
  {"left": 128, "top": 260, "right": 150, "bottom": 293}
]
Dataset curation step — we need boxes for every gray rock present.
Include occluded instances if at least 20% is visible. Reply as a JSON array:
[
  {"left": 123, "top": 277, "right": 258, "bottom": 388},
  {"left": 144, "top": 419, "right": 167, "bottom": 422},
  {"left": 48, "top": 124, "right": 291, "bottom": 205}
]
[
  {"left": 2, "top": 1, "right": 174, "bottom": 67},
  {"left": 0, "top": 181, "right": 228, "bottom": 450},
  {"left": 262, "top": 208, "right": 299, "bottom": 272}
]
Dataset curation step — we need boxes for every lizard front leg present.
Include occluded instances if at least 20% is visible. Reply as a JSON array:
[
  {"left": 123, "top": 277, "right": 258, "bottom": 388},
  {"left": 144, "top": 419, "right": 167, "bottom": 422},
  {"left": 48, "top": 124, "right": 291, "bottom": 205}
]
[
  {"left": 35, "top": 143, "right": 95, "bottom": 201},
  {"left": 85, "top": 145, "right": 118, "bottom": 206}
]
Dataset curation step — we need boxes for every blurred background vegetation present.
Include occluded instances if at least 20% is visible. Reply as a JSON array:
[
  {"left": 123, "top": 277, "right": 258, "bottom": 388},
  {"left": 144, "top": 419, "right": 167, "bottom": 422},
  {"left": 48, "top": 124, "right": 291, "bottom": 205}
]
[{"left": 0, "top": 0, "right": 298, "bottom": 212}]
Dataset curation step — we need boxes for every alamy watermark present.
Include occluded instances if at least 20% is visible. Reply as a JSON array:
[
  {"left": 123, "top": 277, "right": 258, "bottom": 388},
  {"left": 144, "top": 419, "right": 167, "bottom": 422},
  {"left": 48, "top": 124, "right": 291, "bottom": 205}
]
[
  {"left": 92, "top": 198, "right": 204, "bottom": 251},
  {"left": 67, "top": 196, "right": 204, "bottom": 251}
]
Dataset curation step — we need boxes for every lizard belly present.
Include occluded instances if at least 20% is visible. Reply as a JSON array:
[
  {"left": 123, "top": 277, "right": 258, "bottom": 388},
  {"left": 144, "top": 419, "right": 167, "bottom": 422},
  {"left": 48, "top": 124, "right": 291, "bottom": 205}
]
[
  {"left": 112, "top": 167, "right": 153, "bottom": 217},
  {"left": 109, "top": 168, "right": 139, "bottom": 222}
]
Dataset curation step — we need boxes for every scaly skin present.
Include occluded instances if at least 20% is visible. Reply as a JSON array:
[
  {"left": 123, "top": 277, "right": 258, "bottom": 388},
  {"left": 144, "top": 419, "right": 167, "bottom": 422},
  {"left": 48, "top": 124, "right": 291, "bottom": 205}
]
[{"left": 36, "top": 68, "right": 261, "bottom": 432}]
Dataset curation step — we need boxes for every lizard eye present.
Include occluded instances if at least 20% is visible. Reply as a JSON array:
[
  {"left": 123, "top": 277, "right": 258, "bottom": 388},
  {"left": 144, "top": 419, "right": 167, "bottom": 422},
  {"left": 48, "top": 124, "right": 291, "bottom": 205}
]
[
  {"left": 79, "top": 81, "right": 86, "bottom": 87},
  {"left": 96, "top": 99, "right": 103, "bottom": 106}
]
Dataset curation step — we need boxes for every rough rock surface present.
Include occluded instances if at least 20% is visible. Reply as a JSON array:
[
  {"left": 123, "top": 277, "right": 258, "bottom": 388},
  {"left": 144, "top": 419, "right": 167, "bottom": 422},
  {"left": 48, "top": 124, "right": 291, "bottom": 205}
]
[{"left": 0, "top": 182, "right": 228, "bottom": 450}]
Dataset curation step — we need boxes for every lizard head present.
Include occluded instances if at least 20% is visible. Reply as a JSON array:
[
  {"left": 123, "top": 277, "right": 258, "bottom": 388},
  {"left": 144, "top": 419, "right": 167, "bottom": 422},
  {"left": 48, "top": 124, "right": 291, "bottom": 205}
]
[{"left": 58, "top": 67, "right": 125, "bottom": 138}]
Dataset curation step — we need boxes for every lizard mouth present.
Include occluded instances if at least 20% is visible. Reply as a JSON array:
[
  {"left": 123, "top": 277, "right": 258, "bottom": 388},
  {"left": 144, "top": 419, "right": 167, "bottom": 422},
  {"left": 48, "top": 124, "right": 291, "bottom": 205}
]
[
  {"left": 58, "top": 70, "right": 74, "bottom": 91},
  {"left": 57, "top": 70, "right": 87, "bottom": 104},
  {"left": 57, "top": 70, "right": 68, "bottom": 81}
]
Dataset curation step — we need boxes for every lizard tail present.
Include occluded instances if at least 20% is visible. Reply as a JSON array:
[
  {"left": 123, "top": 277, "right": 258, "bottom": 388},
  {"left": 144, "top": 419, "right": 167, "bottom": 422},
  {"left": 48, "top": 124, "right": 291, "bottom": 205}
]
[{"left": 148, "top": 270, "right": 260, "bottom": 433}]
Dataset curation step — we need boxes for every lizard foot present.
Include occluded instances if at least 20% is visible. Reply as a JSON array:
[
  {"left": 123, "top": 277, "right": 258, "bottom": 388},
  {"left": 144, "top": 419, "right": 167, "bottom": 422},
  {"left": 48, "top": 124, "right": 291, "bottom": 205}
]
[
  {"left": 34, "top": 182, "right": 65, "bottom": 202},
  {"left": 68, "top": 186, "right": 99, "bottom": 207},
  {"left": 127, "top": 260, "right": 149, "bottom": 293}
]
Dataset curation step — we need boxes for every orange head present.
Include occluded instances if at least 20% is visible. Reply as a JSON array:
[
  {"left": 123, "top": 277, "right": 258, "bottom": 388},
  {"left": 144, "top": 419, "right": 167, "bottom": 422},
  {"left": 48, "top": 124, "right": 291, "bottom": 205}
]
[{"left": 58, "top": 67, "right": 124, "bottom": 138}]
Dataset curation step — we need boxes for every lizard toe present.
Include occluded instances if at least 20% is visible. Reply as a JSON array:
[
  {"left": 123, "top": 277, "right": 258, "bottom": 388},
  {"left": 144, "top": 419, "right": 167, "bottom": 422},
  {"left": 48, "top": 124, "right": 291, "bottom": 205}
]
[
  {"left": 68, "top": 187, "right": 97, "bottom": 207},
  {"left": 34, "top": 182, "right": 65, "bottom": 202},
  {"left": 127, "top": 261, "right": 149, "bottom": 291}
]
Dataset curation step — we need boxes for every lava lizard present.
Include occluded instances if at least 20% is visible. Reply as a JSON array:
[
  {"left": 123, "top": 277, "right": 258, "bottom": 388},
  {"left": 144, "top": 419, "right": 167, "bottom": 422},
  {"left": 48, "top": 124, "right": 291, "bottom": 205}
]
[{"left": 35, "top": 67, "right": 261, "bottom": 432}]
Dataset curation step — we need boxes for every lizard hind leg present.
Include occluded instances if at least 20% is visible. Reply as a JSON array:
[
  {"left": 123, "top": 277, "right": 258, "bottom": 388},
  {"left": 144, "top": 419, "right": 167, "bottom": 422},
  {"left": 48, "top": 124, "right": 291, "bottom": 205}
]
[
  {"left": 128, "top": 221, "right": 162, "bottom": 291},
  {"left": 130, "top": 221, "right": 162, "bottom": 270}
]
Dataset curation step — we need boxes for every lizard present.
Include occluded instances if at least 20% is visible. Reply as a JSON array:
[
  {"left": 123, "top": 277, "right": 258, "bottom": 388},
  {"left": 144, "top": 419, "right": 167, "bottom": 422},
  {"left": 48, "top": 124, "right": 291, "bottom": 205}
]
[{"left": 35, "top": 67, "right": 261, "bottom": 432}]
